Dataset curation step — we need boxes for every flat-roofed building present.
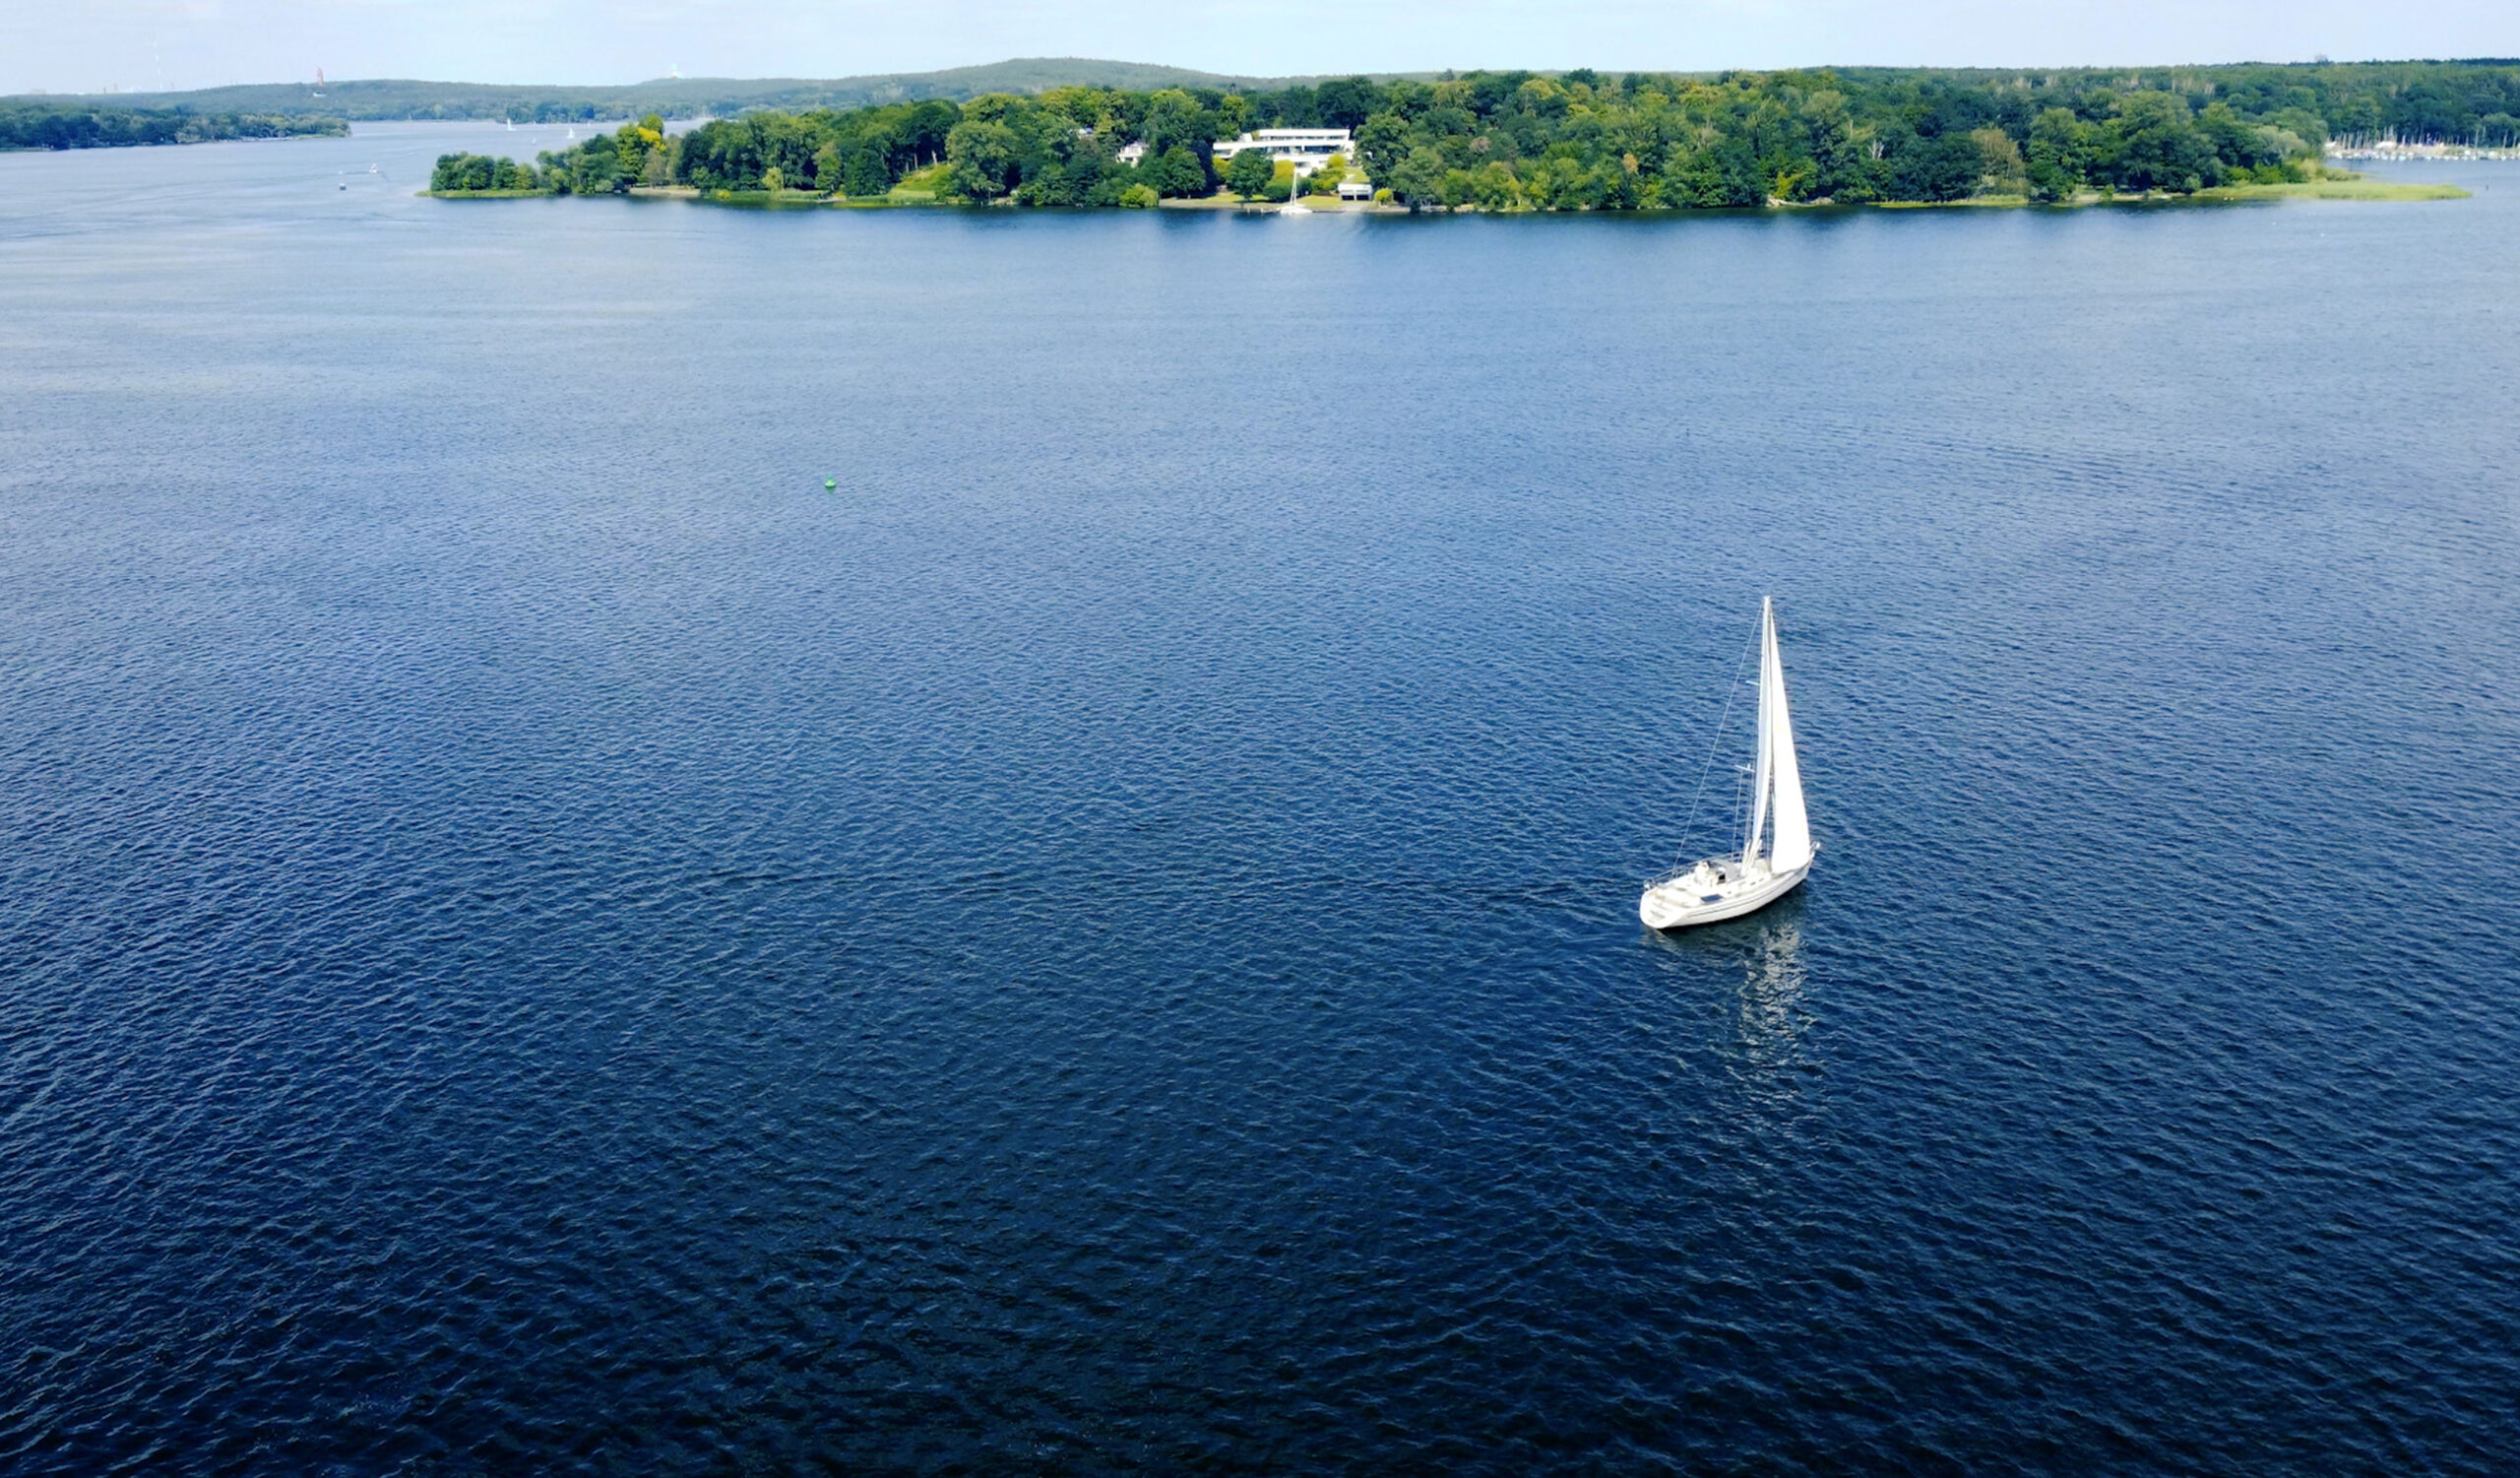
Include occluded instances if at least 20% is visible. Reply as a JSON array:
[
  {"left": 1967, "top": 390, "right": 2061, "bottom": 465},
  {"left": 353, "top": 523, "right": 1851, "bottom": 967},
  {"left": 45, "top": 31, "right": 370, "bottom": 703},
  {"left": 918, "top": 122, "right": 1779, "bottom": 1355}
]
[{"left": 1210, "top": 128, "right": 1354, "bottom": 176}]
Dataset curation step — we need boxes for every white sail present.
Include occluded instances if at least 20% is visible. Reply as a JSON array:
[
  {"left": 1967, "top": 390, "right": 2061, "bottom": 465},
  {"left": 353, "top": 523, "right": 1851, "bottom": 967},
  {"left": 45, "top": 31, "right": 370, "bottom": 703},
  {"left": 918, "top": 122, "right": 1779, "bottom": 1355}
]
[
  {"left": 1744, "top": 604, "right": 1774, "bottom": 868},
  {"left": 1762, "top": 599, "right": 1812, "bottom": 871}
]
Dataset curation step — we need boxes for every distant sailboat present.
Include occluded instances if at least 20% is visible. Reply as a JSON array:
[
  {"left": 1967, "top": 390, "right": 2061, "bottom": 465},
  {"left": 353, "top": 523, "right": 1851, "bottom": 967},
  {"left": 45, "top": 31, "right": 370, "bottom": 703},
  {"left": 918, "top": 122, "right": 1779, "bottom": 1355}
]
[
  {"left": 1639, "top": 597, "right": 1816, "bottom": 929},
  {"left": 1283, "top": 159, "right": 1313, "bottom": 215}
]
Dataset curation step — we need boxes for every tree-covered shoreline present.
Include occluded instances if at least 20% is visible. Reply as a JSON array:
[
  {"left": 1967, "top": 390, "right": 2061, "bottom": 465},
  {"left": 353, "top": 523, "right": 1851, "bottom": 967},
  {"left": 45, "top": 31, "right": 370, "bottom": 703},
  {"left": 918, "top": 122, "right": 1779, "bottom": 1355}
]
[
  {"left": 0, "top": 103, "right": 346, "bottom": 151},
  {"left": 437, "top": 61, "right": 2513, "bottom": 211}
]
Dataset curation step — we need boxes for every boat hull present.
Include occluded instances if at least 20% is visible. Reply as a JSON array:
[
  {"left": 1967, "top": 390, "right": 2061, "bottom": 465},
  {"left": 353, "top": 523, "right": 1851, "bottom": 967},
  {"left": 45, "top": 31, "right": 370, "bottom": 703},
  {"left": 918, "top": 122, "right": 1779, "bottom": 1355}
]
[{"left": 1638, "top": 862, "right": 1810, "bottom": 931}]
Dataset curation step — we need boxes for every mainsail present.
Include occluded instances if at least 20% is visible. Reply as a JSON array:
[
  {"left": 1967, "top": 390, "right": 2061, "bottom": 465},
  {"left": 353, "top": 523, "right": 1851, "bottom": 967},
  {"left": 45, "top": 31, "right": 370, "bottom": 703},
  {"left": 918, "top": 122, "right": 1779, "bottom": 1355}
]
[
  {"left": 1741, "top": 597, "right": 1812, "bottom": 873},
  {"left": 1762, "top": 599, "right": 1811, "bottom": 870}
]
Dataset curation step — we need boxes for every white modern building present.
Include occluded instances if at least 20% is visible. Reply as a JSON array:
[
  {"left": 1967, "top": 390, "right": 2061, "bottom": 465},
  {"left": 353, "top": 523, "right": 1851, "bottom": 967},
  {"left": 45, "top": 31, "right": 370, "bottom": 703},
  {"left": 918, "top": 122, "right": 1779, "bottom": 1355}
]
[{"left": 1210, "top": 128, "right": 1354, "bottom": 176}]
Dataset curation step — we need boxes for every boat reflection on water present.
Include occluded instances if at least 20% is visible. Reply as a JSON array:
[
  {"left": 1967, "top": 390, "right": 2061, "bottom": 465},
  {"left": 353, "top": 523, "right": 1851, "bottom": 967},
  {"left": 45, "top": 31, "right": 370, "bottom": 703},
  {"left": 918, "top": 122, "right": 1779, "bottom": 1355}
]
[
  {"left": 1642, "top": 898, "right": 1816, "bottom": 1093},
  {"left": 1735, "top": 918, "right": 1808, "bottom": 1062}
]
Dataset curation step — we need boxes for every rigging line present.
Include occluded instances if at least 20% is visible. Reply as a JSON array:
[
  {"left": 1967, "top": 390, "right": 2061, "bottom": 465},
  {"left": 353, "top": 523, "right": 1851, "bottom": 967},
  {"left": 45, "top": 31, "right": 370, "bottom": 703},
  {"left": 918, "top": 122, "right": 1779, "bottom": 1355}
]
[{"left": 1668, "top": 607, "right": 1765, "bottom": 872}]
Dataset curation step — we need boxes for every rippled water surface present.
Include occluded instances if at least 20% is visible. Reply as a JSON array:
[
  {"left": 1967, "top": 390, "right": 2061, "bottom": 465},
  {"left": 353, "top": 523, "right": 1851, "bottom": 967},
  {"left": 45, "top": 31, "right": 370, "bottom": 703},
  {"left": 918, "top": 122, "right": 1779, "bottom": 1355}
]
[{"left": 3, "top": 124, "right": 2517, "bottom": 1474}]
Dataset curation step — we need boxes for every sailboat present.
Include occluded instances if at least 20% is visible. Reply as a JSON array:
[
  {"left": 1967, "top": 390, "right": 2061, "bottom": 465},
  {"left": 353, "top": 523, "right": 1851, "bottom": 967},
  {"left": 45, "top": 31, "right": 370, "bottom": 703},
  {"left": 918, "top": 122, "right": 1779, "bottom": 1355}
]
[
  {"left": 1282, "top": 159, "right": 1313, "bottom": 216},
  {"left": 1639, "top": 597, "right": 1815, "bottom": 930}
]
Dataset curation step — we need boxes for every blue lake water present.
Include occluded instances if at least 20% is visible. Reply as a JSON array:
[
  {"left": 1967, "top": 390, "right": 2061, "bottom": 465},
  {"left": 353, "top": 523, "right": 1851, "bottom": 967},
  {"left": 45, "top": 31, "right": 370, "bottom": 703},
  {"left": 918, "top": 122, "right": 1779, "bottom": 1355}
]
[{"left": 3, "top": 123, "right": 2517, "bottom": 1473}]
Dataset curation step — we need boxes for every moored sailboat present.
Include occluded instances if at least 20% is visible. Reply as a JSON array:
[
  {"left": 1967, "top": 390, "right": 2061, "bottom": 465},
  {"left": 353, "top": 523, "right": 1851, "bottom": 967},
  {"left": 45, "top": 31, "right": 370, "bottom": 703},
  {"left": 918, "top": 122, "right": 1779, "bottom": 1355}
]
[
  {"left": 1282, "top": 160, "right": 1313, "bottom": 215},
  {"left": 1640, "top": 597, "right": 1815, "bottom": 929}
]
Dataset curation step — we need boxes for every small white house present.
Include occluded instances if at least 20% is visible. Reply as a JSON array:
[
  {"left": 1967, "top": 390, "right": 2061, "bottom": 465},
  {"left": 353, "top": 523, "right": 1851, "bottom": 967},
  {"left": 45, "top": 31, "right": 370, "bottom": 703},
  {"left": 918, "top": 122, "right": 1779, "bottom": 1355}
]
[
  {"left": 1337, "top": 178, "right": 1373, "bottom": 201},
  {"left": 1116, "top": 141, "right": 1149, "bottom": 165}
]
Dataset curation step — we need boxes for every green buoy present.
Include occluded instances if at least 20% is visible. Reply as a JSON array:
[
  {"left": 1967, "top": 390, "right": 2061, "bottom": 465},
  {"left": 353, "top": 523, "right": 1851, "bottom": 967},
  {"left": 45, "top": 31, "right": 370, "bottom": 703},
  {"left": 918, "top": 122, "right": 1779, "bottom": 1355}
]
[{"left": 824, "top": 477, "right": 838, "bottom": 490}]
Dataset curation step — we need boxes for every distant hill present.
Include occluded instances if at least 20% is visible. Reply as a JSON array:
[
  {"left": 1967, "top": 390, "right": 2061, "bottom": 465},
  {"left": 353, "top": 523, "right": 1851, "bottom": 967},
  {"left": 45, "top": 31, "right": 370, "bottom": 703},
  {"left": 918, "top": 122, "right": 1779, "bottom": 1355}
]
[
  {"left": 26, "top": 54, "right": 2514, "bottom": 130},
  {"left": 11, "top": 59, "right": 1348, "bottom": 122}
]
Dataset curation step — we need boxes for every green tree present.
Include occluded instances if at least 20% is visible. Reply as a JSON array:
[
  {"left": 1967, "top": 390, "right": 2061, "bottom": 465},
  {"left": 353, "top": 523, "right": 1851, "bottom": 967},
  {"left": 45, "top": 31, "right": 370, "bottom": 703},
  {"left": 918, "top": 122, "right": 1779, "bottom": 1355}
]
[
  {"left": 1315, "top": 78, "right": 1380, "bottom": 129},
  {"left": 1471, "top": 161, "right": 1523, "bottom": 210},
  {"left": 432, "top": 152, "right": 543, "bottom": 193},
  {"left": 1661, "top": 137, "right": 1764, "bottom": 208},
  {"left": 1972, "top": 126, "right": 2026, "bottom": 195},
  {"left": 1150, "top": 145, "right": 1208, "bottom": 197},
  {"left": 1140, "top": 89, "right": 1212, "bottom": 157},
  {"left": 945, "top": 118, "right": 1019, "bottom": 199},
  {"left": 2098, "top": 92, "right": 2212, "bottom": 193},
  {"left": 1601, "top": 155, "right": 1644, "bottom": 210},
  {"left": 1389, "top": 146, "right": 1449, "bottom": 209},
  {"left": 1800, "top": 89, "right": 1871, "bottom": 199},
  {"left": 1354, "top": 111, "right": 1411, "bottom": 187},
  {"left": 1891, "top": 132, "right": 1982, "bottom": 202},
  {"left": 1225, "top": 145, "right": 1276, "bottom": 200},
  {"left": 2026, "top": 107, "right": 2086, "bottom": 202},
  {"left": 843, "top": 145, "right": 892, "bottom": 196},
  {"left": 903, "top": 100, "right": 960, "bottom": 167}
]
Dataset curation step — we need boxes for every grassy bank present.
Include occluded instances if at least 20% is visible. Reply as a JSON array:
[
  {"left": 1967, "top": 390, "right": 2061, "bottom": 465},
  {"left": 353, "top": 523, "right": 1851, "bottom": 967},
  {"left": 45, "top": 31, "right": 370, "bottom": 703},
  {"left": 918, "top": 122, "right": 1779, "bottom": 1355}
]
[
  {"left": 884, "top": 162, "right": 953, "bottom": 203},
  {"left": 2193, "top": 176, "right": 2470, "bottom": 201},
  {"left": 1876, "top": 195, "right": 2032, "bottom": 209},
  {"left": 1854, "top": 174, "right": 2468, "bottom": 210}
]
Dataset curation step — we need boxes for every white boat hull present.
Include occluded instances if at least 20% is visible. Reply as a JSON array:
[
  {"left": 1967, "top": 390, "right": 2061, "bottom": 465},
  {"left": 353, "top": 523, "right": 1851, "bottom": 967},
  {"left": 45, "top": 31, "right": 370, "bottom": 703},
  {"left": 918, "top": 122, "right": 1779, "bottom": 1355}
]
[{"left": 1639, "top": 860, "right": 1810, "bottom": 931}]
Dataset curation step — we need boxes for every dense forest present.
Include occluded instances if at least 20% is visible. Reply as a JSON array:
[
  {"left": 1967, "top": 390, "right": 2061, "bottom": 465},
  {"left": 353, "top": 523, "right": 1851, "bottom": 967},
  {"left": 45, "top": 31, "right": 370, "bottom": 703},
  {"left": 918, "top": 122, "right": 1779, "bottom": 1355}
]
[
  {"left": 0, "top": 103, "right": 346, "bottom": 151},
  {"left": 472, "top": 60, "right": 2520, "bottom": 210}
]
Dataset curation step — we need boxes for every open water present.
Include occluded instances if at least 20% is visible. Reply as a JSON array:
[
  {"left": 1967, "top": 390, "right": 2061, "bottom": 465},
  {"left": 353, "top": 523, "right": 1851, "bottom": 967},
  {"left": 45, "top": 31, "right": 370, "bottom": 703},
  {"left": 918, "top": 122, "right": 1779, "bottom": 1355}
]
[{"left": 2, "top": 123, "right": 2516, "bottom": 1474}]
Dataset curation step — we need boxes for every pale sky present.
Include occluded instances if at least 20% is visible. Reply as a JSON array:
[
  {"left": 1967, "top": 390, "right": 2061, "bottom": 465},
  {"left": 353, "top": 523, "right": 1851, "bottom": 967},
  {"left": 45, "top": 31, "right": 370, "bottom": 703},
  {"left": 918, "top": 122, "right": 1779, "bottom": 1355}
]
[{"left": 6, "top": 0, "right": 2513, "bottom": 97}]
